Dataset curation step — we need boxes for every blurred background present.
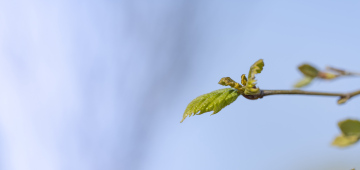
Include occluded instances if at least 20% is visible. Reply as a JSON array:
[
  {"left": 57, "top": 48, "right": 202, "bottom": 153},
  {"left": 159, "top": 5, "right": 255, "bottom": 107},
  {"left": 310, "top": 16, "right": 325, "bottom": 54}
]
[{"left": 0, "top": 0, "right": 359, "bottom": 170}]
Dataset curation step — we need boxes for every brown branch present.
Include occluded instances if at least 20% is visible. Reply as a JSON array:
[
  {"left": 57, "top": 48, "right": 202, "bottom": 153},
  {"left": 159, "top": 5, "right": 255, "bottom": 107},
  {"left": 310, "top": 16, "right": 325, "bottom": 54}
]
[{"left": 254, "top": 89, "right": 360, "bottom": 103}]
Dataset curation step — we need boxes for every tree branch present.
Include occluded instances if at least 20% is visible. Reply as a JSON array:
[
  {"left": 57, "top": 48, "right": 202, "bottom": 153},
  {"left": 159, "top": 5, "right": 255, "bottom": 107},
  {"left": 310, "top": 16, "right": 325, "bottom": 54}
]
[{"left": 259, "top": 89, "right": 360, "bottom": 100}]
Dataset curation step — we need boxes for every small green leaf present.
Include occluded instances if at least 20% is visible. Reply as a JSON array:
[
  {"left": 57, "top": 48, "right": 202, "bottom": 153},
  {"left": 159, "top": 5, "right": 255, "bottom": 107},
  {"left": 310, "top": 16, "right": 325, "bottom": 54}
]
[
  {"left": 332, "top": 119, "right": 360, "bottom": 147},
  {"left": 241, "top": 74, "right": 247, "bottom": 86},
  {"left": 298, "top": 64, "right": 319, "bottom": 78},
  {"left": 338, "top": 119, "right": 360, "bottom": 136},
  {"left": 245, "top": 59, "right": 264, "bottom": 95},
  {"left": 247, "top": 59, "right": 264, "bottom": 81},
  {"left": 218, "top": 77, "right": 234, "bottom": 86},
  {"left": 332, "top": 135, "right": 359, "bottom": 147},
  {"left": 293, "top": 76, "right": 314, "bottom": 88},
  {"left": 181, "top": 88, "right": 240, "bottom": 123}
]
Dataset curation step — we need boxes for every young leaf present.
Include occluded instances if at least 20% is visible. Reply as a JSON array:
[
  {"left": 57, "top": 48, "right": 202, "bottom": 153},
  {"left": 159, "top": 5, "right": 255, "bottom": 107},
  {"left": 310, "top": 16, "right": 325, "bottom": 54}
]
[
  {"left": 245, "top": 59, "right": 264, "bottom": 95},
  {"left": 293, "top": 76, "right": 314, "bottom": 88},
  {"left": 338, "top": 119, "right": 360, "bottom": 136},
  {"left": 218, "top": 77, "right": 243, "bottom": 92},
  {"left": 181, "top": 88, "right": 240, "bottom": 123},
  {"left": 332, "top": 119, "right": 360, "bottom": 147},
  {"left": 241, "top": 74, "right": 247, "bottom": 86},
  {"left": 298, "top": 64, "right": 319, "bottom": 78},
  {"left": 332, "top": 135, "right": 359, "bottom": 147}
]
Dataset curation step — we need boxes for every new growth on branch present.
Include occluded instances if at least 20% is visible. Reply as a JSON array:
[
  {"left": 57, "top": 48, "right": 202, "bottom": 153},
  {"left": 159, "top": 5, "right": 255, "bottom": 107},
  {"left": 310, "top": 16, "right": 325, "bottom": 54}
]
[{"left": 181, "top": 59, "right": 360, "bottom": 147}]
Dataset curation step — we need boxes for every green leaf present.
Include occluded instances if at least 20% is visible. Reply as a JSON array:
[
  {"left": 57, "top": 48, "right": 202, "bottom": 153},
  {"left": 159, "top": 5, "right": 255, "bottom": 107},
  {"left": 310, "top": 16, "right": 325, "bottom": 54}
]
[
  {"left": 338, "top": 119, "right": 360, "bottom": 136},
  {"left": 332, "top": 119, "right": 360, "bottom": 147},
  {"left": 332, "top": 135, "right": 359, "bottom": 147},
  {"left": 181, "top": 88, "right": 240, "bottom": 123},
  {"left": 293, "top": 76, "right": 314, "bottom": 88},
  {"left": 245, "top": 59, "right": 264, "bottom": 95},
  {"left": 241, "top": 74, "right": 247, "bottom": 86},
  {"left": 298, "top": 64, "right": 319, "bottom": 78}
]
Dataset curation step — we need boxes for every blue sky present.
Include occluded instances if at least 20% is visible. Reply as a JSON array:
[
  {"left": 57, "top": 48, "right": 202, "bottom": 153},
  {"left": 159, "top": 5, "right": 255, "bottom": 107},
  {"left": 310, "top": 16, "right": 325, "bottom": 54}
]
[{"left": 0, "top": 1, "right": 359, "bottom": 170}]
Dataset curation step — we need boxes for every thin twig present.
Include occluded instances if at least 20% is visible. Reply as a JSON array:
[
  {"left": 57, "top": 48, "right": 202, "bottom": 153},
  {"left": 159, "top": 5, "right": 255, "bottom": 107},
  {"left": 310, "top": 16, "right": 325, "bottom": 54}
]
[
  {"left": 260, "top": 89, "right": 360, "bottom": 99},
  {"left": 326, "top": 66, "right": 360, "bottom": 76}
]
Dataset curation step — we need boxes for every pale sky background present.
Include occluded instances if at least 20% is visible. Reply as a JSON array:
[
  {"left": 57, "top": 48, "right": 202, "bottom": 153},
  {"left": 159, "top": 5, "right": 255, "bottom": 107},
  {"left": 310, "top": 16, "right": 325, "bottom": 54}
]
[{"left": 0, "top": 1, "right": 360, "bottom": 170}]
